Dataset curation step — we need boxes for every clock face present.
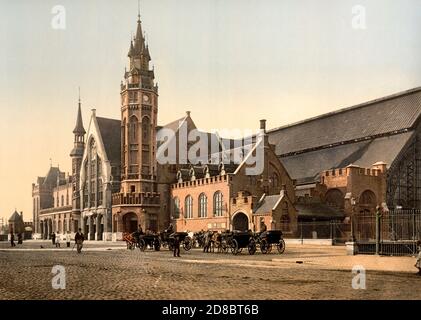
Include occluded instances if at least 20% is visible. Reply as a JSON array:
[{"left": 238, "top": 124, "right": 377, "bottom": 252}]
[{"left": 143, "top": 94, "right": 149, "bottom": 102}]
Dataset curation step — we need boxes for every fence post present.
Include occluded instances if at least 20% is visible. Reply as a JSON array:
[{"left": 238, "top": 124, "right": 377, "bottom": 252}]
[{"left": 375, "top": 208, "right": 381, "bottom": 255}]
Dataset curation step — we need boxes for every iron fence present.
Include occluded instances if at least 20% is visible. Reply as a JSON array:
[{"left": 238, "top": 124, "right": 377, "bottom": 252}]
[
  {"left": 353, "top": 209, "right": 421, "bottom": 256},
  {"left": 283, "top": 221, "right": 351, "bottom": 244}
]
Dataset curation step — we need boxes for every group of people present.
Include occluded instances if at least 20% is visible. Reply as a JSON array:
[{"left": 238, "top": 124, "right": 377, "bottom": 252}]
[{"left": 9, "top": 232, "right": 23, "bottom": 247}]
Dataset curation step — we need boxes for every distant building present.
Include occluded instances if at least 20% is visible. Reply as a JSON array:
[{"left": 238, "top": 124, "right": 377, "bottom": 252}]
[{"left": 8, "top": 210, "right": 24, "bottom": 234}]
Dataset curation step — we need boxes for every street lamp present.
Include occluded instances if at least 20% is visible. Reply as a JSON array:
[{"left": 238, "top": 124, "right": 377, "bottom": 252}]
[{"left": 350, "top": 197, "right": 356, "bottom": 242}]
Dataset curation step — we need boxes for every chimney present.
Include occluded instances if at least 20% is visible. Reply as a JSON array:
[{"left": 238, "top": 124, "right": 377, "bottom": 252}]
[
  {"left": 260, "top": 119, "right": 266, "bottom": 132},
  {"left": 91, "top": 108, "right": 96, "bottom": 116},
  {"left": 20, "top": 211, "right": 23, "bottom": 218},
  {"left": 186, "top": 111, "right": 191, "bottom": 117}
]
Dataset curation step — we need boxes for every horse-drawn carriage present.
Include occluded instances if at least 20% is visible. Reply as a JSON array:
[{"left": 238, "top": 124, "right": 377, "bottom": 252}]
[
  {"left": 219, "top": 230, "right": 256, "bottom": 255},
  {"left": 160, "top": 231, "right": 193, "bottom": 251},
  {"left": 123, "top": 232, "right": 138, "bottom": 250},
  {"left": 138, "top": 234, "right": 161, "bottom": 251},
  {"left": 254, "top": 230, "right": 285, "bottom": 254}
]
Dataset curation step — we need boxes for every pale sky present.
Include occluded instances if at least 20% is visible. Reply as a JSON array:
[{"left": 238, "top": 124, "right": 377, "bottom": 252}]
[{"left": 1, "top": 0, "right": 421, "bottom": 222}]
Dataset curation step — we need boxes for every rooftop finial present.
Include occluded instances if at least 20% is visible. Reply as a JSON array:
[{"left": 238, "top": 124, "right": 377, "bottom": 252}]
[
  {"left": 137, "top": 0, "right": 141, "bottom": 21},
  {"left": 78, "top": 86, "right": 81, "bottom": 104}
]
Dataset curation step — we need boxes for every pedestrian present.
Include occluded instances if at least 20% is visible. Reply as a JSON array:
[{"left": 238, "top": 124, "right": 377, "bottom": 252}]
[
  {"left": 415, "top": 240, "right": 421, "bottom": 276},
  {"left": 10, "top": 232, "right": 16, "bottom": 247},
  {"left": 66, "top": 231, "right": 71, "bottom": 248},
  {"left": 173, "top": 233, "right": 181, "bottom": 257},
  {"left": 17, "top": 233, "right": 23, "bottom": 245},
  {"left": 51, "top": 232, "right": 56, "bottom": 246},
  {"left": 55, "top": 234, "right": 61, "bottom": 248},
  {"left": 74, "top": 228, "right": 85, "bottom": 254}
]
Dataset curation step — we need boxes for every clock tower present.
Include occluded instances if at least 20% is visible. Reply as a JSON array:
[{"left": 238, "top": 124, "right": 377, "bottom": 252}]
[
  {"left": 120, "top": 13, "right": 158, "bottom": 193},
  {"left": 112, "top": 12, "right": 161, "bottom": 236}
]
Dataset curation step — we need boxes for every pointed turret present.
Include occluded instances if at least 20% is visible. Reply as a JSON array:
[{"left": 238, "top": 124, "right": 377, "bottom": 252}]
[
  {"left": 133, "top": 15, "right": 145, "bottom": 55},
  {"left": 128, "top": 40, "right": 135, "bottom": 57},
  {"left": 73, "top": 97, "right": 86, "bottom": 135},
  {"left": 70, "top": 92, "right": 85, "bottom": 215}
]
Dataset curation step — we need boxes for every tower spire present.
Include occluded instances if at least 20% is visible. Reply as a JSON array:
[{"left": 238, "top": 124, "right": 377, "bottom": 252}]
[
  {"left": 73, "top": 91, "right": 86, "bottom": 135},
  {"left": 138, "top": 0, "right": 141, "bottom": 22}
]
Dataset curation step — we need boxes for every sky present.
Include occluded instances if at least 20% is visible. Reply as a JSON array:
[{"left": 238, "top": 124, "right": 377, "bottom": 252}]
[{"left": 1, "top": 0, "right": 421, "bottom": 222}]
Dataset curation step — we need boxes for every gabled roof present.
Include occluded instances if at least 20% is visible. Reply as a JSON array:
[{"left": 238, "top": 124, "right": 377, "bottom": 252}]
[
  {"left": 43, "top": 167, "right": 61, "bottom": 187},
  {"left": 96, "top": 117, "right": 121, "bottom": 165},
  {"left": 280, "top": 131, "right": 414, "bottom": 184},
  {"left": 268, "top": 87, "right": 421, "bottom": 156},
  {"left": 254, "top": 193, "right": 284, "bottom": 214},
  {"left": 8, "top": 211, "right": 23, "bottom": 223}
]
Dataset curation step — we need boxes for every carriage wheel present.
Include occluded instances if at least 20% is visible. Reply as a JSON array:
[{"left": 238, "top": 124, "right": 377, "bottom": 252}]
[
  {"left": 248, "top": 239, "right": 256, "bottom": 255},
  {"left": 260, "top": 239, "right": 269, "bottom": 254},
  {"left": 168, "top": 242, "right": 174, "bottom": 251},
  {"left": 267, "top": 244, "right": 273, "bottom": 254},
  {"left": 221, "top": 242, "right": 228, "bottom": 253},
  {"left": 183, "top": 237, "right": 192, "bottom": 251},
  {"left": 277, "top": 239, "right": 286, "bottom": 254},
  {"left": 230, "top": 239, "right": 239, "bottom": 255},
  {"left": 139, "top": 239, "right": 146, "bottom": 252}
]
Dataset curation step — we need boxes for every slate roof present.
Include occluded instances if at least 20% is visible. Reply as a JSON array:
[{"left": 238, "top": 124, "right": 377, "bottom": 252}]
[
  {"left": 8, "top": 211, "right": 23, "bottom": 223},
  {"left": 254, "top": 194, "right": 283, "bottom": 214},
  {"left": 96, "top": 117, "right": 121, "bottom": 165},
  {"left": 268, "top": 87, "right": 421, "bottom": 156},
  {"left": 280, "top": 131, "right": 414, "bottom": 184},
  {"left": 295, "top": 202, "right": 345, "bottom": 219},
  {"left": 267, "top": 87, "right": 421, "bottom": 184}
]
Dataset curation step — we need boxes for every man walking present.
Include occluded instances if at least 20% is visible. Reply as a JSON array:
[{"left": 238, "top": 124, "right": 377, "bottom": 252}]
[
  {"left": 173, "top": 234, "right": 181, "bottom": 257},
  {"left": 74, "top": 228, "right": 85, "bottom": 254},
  {"left": 10, "top": 232, "right": 16, "bottom": 247}
]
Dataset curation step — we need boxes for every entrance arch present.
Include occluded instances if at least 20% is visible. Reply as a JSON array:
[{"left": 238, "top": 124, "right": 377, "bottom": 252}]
[
  {"left": 123, "top": 212, "right": 138, "bottom": 233},
  {"left": 232, "top": 212, "right": 249, "bottom": 231}
]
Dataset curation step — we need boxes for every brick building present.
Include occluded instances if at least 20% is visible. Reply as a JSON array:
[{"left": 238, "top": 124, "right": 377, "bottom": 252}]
[
  {"left": 170, "top": 120, "right": 297, "bottom": 234},
  {"left": 32, "top": 9, "right": 421, "bottom": 240}
]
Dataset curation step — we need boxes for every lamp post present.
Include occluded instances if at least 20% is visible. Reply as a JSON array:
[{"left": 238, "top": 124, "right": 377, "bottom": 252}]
[{"left": 350, "top": 197, "right": 356, "bottom": 242}]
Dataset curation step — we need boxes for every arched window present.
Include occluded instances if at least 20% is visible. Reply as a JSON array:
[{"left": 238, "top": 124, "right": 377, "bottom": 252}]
[
  {"left": 213, "top": 191, "right": 223, "bottom": 216},
  {"left": 142, "top": 116, "right": 150, "bottom": 142},
  {"left": 199, "top": 193, "right": 207, "bottom": 218},
  {"left": 61, "top": 195, "right": 64, "bottom": 207},
  {"left": 359, "top": 190, "right": 377, "bottom": 206},
  {"left": 129, "top": 116, "right": 138, "bottom": 144},
  {"left": 272, "top": 173, "right": 279, "bottom": 188},
  {"left": 325, "top": 189, "right": 345, "bottom": 209},
  {"left": 66, "top": 193, "right": 69, "bottom": 206},
  {"left": 185, "top": 196, "right": 193, "bottom": 218},
  {"left": 173, "top": 197, "right": 180, "bottom": 219}
]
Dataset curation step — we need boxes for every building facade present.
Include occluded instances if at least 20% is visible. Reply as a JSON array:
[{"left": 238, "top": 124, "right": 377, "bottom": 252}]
[{"left": 33, "top": 9, "right": 419, "bottom": 241}]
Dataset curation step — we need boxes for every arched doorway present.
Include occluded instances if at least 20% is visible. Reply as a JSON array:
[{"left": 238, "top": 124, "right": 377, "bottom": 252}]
[
  {"left": 123, "top": 212, "right": 138, "bottom": 233},
  {"left": 232, "top": 212, "right": 249, "bottom": 231},
  {"left": 325, "top": 188, "right": 345, "bottom": 209}
]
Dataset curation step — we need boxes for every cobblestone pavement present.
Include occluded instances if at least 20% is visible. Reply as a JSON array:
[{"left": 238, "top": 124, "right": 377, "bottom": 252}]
[{"left": 0, "top": 242, "right": 420, "bottom": 300}]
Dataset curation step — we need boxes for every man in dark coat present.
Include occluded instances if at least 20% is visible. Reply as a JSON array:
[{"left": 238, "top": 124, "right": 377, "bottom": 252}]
[
  {"left": 173, "top": 234, "right": 181, "bottom": 257},
  {"left": 17, "top": 233, "right": 23, "bottom": 244},
  {"left": 74, "top": 228, "right": 85, "bottom": 254},
  {"left": 10, "top": 233, "right": 16, "bottom": 247},
  {"left": 51, "top": 232, "right": 56, "bottom": 245}
]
